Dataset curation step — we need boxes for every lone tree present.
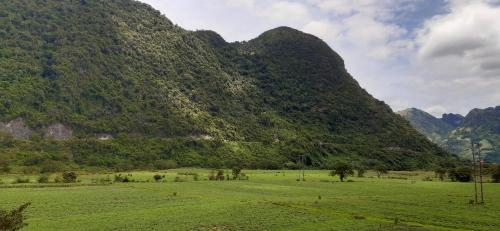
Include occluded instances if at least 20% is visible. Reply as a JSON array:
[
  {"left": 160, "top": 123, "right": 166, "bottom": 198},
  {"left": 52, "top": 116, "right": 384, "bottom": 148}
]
[
  {"left": 329, "top": 162, "right": 354, "bottom": 182},
  {"left": 492, "top": 165, "right": 500, "bottom": 183},
  {"left": 375, "top": 164, "right": 388, "bottom": 178},
  {"left": 0, "top": 202, "right": 31, "bottom": 231}
]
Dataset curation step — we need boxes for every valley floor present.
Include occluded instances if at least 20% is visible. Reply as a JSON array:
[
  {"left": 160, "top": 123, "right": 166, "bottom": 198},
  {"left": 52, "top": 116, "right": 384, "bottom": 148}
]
[{"left": 1, "top": 170, "right": 499, "bottom": 231}]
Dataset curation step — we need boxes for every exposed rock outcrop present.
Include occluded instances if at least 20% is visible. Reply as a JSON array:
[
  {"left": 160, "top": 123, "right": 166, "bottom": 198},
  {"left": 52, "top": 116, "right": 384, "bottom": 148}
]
[
  {"left": 44, "top": 123, "right": 73, "bottom": 141},
  {"left": 0, "top": 118, "right": 33, "bottom": 139}
]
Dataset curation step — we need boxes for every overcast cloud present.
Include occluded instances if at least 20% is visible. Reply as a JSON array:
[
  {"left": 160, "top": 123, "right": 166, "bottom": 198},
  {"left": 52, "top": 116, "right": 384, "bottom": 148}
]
[{"left": 138, "top": 0, "right": 500, "bottom": 117}]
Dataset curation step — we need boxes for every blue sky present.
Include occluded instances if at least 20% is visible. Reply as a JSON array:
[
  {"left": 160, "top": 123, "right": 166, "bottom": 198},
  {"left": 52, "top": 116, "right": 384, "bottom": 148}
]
[{"left": 138, "top": 0, "right": 500, "bottom": 117}]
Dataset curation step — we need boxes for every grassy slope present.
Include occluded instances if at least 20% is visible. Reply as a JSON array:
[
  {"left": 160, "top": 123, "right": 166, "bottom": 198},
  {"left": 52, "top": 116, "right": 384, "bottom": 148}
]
[{"left": 1, "top": 170, "right": 499, "bottom": 231}]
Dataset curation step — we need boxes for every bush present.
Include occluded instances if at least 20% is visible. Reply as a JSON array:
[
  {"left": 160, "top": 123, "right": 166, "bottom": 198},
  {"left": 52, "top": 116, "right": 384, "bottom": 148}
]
[
  {"left": 448, "top": 167, "right": 472, "bottom": 182},
  {"left": 216, "top": 169, "right": 225, "bottom": 181},
  {"left": 15, "top": 178, "right": 30, "bottom": 184},
  {"left": 62, "top": 172, "right": 77, "bottom": 183},
  {"left": 114, "top": 174, "right": 130, "bottom": 183},
  {"left": 209, "top": 170, "right": 225, "bottom": 181},
  {"left": 0, "top": 202, "right": 31, "bottom": 231},
  {"left": 154, "top": 160, "right": 177, "bottom": 170},
  {"left": 37, "top": 175, "right": 49, "bottom": 184},
  {"left": 153, "top": 174, "right": 164, "bottom": 182},
  {"left": 54, "top": 176, "right": 63, "bottom": 183},
  {"left": 492, "top": 165, "right": 500, "bottom": 183},
  {"left": 232, "top": 167, "right": 242, "bottom": 180}
]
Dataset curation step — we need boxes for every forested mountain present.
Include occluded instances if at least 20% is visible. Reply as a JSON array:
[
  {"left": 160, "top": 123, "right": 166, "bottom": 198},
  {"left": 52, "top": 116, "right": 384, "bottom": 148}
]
[
  {"left": 0, "top": 0, "right": 452, "bottom": 171},
  {"left": 397, "top": 108, "right": 453, "bottom": 142},
  {"left": 399, "top": 107, "right": 500, "bottom": 162}
]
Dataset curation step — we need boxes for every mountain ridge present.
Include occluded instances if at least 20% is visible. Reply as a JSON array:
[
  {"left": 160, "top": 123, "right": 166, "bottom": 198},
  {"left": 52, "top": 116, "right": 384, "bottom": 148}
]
[
  {"left": 398, "top": 107, "right": 500, "bottom": 162},
  {"left": 0, "top": 0, "right": 452, "bottom": 170}
]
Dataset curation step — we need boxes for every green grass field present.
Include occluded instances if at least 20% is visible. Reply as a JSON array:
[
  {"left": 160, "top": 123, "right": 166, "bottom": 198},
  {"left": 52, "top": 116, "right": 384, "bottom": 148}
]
[{"left": 1, "top": 170, "right": 499, "bottom": 231}]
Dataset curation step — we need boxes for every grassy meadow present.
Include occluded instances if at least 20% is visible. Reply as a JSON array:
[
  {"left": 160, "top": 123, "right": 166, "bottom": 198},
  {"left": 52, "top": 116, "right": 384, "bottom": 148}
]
[{"left": 1, "top": 170, "right": 499, "bottom": 231}]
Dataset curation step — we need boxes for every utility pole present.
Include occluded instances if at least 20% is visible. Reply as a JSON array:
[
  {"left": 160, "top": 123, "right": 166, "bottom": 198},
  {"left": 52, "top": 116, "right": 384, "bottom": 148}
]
[
  {"left": 297, "top": 154, "right": 305, "bottom": 181},
  {"left": 471, "top": 140, "right": 478, "bottom": 204},
  {"left": 477, "top": 143, "right": 484, "bottom": 204}
]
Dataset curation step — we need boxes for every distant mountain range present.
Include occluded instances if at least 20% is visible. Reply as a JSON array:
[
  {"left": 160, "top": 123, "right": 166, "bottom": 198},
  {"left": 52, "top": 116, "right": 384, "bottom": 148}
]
[{"left": 398, "top": 107, "right": 500, "bottom": 162}]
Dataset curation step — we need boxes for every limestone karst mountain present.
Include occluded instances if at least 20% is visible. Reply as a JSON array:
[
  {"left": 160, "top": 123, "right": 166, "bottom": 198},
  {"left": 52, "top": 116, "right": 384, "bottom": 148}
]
[{"left": 0, "top": 0, "right": 451, "bottom": 169}]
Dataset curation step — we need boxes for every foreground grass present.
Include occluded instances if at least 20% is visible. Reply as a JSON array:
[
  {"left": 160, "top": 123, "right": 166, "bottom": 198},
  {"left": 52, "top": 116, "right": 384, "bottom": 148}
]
[{"left": 1, "top": 170, "right": 499, "bottom": 231}]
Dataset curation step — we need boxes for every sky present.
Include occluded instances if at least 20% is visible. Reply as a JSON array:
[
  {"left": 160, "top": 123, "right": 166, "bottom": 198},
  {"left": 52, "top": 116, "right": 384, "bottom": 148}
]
[{"left": 137, "top": 0, "right": 500, "bottom": 117}]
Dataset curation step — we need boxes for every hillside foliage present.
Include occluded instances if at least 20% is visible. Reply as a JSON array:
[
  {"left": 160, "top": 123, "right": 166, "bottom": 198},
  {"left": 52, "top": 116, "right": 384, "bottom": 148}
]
[{"left": 0, "top": 0, "right": 452, "bottom": 170}]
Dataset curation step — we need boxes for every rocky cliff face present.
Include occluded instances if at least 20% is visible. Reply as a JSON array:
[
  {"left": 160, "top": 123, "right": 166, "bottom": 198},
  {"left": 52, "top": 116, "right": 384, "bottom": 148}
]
[
  {"left": 44, "top": 123, "right": 73, "bottom": 141},
  {"left": 0, "top": 118, "right": 33, "bottom": 140}
]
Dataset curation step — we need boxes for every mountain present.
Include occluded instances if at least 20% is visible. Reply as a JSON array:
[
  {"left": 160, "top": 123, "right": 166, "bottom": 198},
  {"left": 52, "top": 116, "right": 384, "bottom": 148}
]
[
  {"left": 397, "top": 108, "right": 453, "bottom": 142},
  {"left": 399, "top": 107, "right": 500, "bottom": 162},
  {"left": 441, "top": 113, "right": 465, "bottom": 127},
  {"left": 0, "top": 0, "right": 451, "bottom": 170}
]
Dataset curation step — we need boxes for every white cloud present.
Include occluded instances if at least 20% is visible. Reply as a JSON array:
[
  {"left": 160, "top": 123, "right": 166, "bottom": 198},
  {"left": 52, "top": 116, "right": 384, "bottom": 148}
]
[{"left": 260, "top": 1, "right": 310, "bottom": 22}]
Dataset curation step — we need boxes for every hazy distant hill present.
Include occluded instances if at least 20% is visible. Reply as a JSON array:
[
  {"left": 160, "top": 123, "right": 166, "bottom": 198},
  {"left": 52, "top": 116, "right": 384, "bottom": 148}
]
[
  {"left": 0, "top": 0, "right": 451, "bottom": 170},
  {"left": 399, "top": 107, "right": 500, "bottom": 162}
]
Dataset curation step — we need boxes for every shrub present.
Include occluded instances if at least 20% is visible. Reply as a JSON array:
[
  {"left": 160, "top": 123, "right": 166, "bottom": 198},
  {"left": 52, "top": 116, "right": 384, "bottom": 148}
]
[
  {"left": 193, "top": 174, "right": 200, "bottom": 181},
  {"left": 232, "top": 167, "right": 242, "bottom": 180},
  {"left": 62, "top": 172, "right": 77, "bottom": 183},
  {"left": 154, "top": 160, "right": 177, "bottom": 170},
  {"left": 209, "top": 170, "right": 225, "bottom": 181},
  {"left": 153, "top": 174, "right": 163, "bottom": 182},
  {"left": 54, "top": 176, "right": 63, "bottom": 183},
  {"left": 208, "top": 170, "right": 216, "bottom": 181},
  {"left": 491, "top": 165, "right": 500, "bottom": 183},
  {"left": 114, "top": 174, "right": 130, "bottom": 183},
  {"left": 15, "top": 178, "right": 30, "bottom": 184},
  {"left": 37, "top": 175, "right": 49, "bottom": 184},
  {"left": 216, "top": 169, "right": 225, "bottom": 181},
  {"left": 240, "top": 173, "right": 249, "bottom": 180},
  {"left": 0, "top": 202, "right": 31, "bottom": 231},
  {"left": 448, "top": 167, "right": 472, "bottom": 182},
  {"left": 329, "top": 162, "right": 354, "bottom": 182}
]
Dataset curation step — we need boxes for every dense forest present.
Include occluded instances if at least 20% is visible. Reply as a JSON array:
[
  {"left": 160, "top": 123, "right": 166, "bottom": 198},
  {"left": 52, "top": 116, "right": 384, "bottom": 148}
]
[{"left": 0, "top": 0, "right": 455, "bottom": 172}]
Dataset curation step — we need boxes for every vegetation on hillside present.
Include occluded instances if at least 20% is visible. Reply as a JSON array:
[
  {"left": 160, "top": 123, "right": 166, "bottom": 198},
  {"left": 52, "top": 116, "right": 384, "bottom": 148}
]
[
  {"left": 399, "top": 107, "right": 500, "bottom": 162},
  {"left": 0, "top": 0, "right": 452, "bottom": 171}
]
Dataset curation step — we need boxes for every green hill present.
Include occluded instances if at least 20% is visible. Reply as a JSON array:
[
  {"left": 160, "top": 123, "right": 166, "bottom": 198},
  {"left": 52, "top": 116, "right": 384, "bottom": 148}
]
[
  {"left": 397, "top": 108, "right": 453, "bottom": 142},
  {"left": 399, "top": 107, "right": 500, "bottom": 162},
  {"left": 0, "top": 0, "right": 451, "bottom": 171}
]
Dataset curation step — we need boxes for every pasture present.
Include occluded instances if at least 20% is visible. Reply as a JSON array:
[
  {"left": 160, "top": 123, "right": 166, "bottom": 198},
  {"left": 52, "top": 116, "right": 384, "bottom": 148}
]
[{"left": 1, "top": 170, "right": 499, "bottom": 231}]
